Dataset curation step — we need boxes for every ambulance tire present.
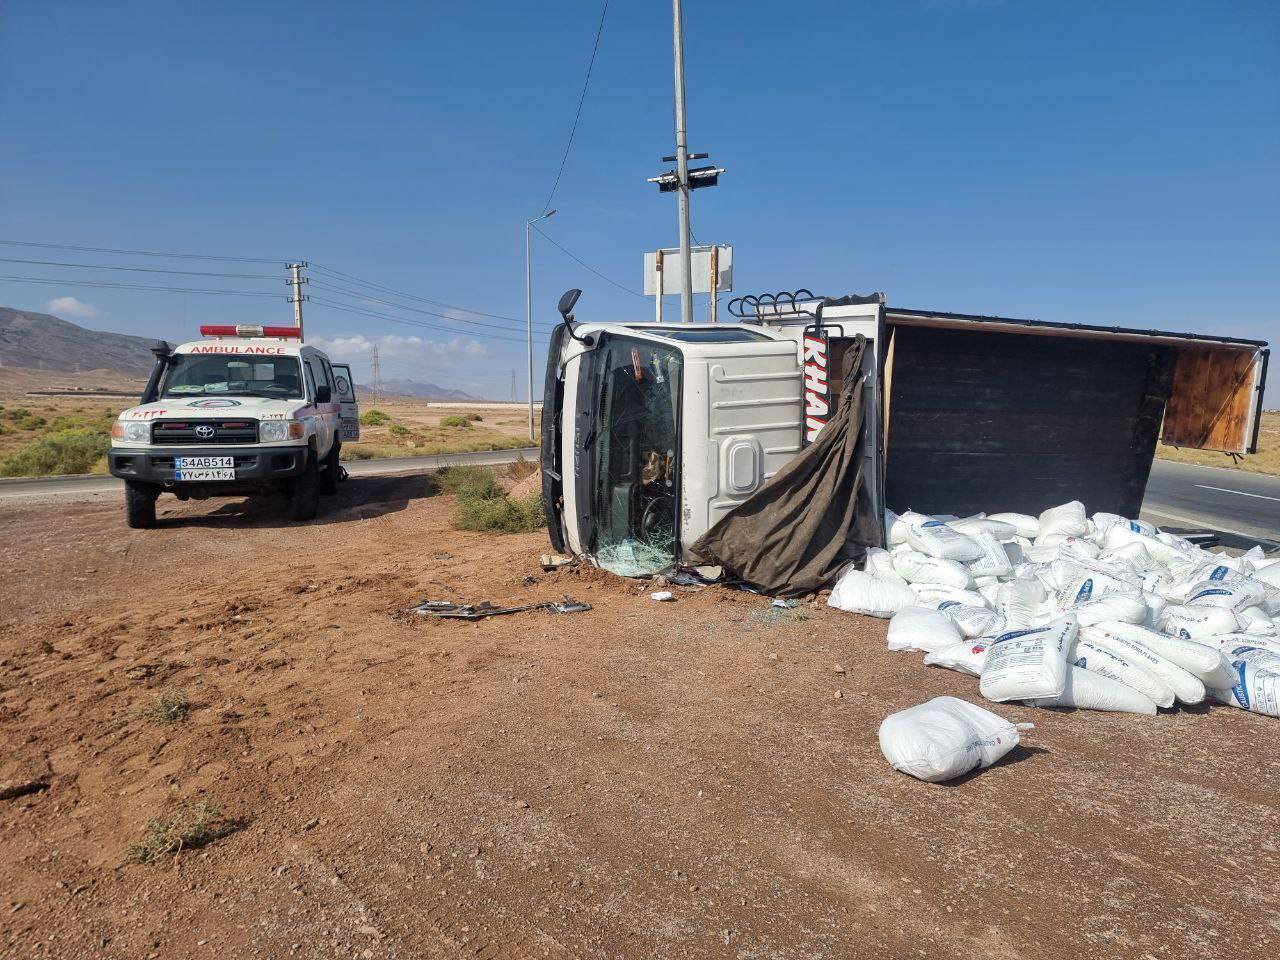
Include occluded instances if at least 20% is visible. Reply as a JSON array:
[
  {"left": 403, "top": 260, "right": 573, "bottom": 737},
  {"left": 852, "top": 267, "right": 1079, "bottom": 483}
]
[
  {"left": 320, "top": 442, "right": 340, "bottom": 495},
  {"left": 125, "top": 481, "right": 158, "bottom": 529},
  {"left": 290, "top": 449, "right": 321, "bottom": 521}
]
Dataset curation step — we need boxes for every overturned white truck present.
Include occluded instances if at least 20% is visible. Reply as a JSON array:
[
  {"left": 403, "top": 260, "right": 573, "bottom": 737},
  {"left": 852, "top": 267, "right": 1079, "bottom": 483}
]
[{"left": 539, "top": 288, "right": 1269, "bottom": 581}]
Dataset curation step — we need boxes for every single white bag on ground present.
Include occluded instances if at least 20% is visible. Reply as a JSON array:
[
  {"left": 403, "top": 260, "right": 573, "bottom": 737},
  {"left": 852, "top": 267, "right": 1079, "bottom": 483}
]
[
  {"left": 1072, "top": 593, "right": 1149, "bottom": 627},
  {"left": 893, "top": 551, "right": 974, "bottom": 588},
  {"left": 1210, "top": 660, "right": 1280, "bottom": 718},
  {"left": 1092, "top": 620, "right": 1236, "bottom": 688},
  {"left": 979, "top": 616, "right": 1076, "bottom": 703},
  {"left": 1072, "top": 633, "right": 1175, "bottom": 707},
  {"left": 1036, "top": 501, "right": 1089, "bottom": 542},
  {"left": 1085, "top": 627, "right": 1206, "bottom": 704},
  {"left": 887, "top": 606, "right": 963, "bottom": 653},
  {"left": 865, "top": 546, "right": 907, "bottom": 584},
  {"left": 965, "top": 533, "right": 1014, "bottom": 578},
  {"left": 1160, "top": 605, "right": 1241, "bottom": 640},
  {"left": 924, "top": 637, "right": 995, "bottom": 677},
  {"left": 989, "top": 512, "right": 1040, "bottom": 539},
  {"left": 913, "top": 585, "right": 991, "bottom": 610},
  {"left": 828, "top": 569, "right": 918, "bottom": 618},
  {"left": 1026, "top": 666, "right": 1158, "bottom": 715},
  {"left": 878, "top": 696, "right": 1033, "bottom": 783},
  {"left": 906, "top": 519, "right": 983, "bottom": 562},
  {"left": 935, "top": 601, "right": 1001, "bottom": 639}
]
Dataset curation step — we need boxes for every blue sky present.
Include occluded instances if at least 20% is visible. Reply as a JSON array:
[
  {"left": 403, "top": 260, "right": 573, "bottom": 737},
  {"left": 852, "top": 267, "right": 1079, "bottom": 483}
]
[{"left": 1, "top": 0, "right": 1276, "bottom": 400}]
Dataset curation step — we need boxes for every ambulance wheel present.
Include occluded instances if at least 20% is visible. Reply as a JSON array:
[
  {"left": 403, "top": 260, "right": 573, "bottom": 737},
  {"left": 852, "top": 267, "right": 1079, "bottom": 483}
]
[
  {"left": 125, "top": 481, "right": 158, "bottom": 529},
  {"left": 290, "top": 450, "right": 321, "bottom": 521},
  {"left": 320, "top": 442, "right": 340, "bottom": 495}
]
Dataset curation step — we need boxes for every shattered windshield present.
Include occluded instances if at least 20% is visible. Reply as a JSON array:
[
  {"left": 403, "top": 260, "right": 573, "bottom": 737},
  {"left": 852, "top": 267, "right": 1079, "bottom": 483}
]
[
  {"left": 162, "top": 355, "right": 304, "bottom": 399},
  {"left": 591, "top": 337, "right": 682, "bottom": 576}
]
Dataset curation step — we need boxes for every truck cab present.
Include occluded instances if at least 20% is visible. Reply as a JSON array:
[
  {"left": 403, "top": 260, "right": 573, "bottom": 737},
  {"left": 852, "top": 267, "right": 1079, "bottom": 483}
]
[{"left": 108, "top": 324, "right": 359, "bottom": 527}]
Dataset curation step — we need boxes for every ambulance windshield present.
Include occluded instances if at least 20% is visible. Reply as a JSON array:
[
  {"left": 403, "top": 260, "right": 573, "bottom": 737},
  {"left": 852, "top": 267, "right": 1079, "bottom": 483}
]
[
  {"left": 162, "top": 355, "right": 305, "bottom": 399},
  {"left": 590, "top": 337, "right": 682, "bottom": 576}
]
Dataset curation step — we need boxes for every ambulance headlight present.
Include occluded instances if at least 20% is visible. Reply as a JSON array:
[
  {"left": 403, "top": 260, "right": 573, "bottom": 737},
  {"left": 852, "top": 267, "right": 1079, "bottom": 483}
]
[
  {"left": 259, "top": 421, "right": 304, "bottom": 442},
  {"left": 118, "top": 421, "right": 151, "bottom": 443}
]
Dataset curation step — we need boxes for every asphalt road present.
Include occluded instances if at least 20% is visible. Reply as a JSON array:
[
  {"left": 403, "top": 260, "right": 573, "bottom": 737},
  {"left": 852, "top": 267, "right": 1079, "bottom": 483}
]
[
  {"left": 2, "top": 449, "right": 1275, "bottom": 552},
  {"left": 0, "top": 447, "right": 540, "bottom": 501},
  {"left": 1141, "top": 460, "right": 1280, "bottom": 550}
]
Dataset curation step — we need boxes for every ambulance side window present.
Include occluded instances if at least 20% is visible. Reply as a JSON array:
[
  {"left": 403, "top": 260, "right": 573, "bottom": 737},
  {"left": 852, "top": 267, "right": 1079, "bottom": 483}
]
[{"left": 303, "top": 359, "right": 318, "bottom": 401}]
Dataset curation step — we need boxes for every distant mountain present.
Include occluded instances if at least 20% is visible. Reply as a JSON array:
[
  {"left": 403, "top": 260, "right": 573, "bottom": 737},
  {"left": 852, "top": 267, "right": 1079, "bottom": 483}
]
[
  {"left": 0, "top": 307, "right": 156, "bottom": 376},
  {"left": 366, "top": 378, "right": 479, "bottom": 401}
]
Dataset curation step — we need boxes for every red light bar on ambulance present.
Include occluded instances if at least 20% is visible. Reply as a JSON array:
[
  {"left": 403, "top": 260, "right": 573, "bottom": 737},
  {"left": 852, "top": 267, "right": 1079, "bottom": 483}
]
[{"left": 199, "top": 324, "right": 302, "bottom": 339}]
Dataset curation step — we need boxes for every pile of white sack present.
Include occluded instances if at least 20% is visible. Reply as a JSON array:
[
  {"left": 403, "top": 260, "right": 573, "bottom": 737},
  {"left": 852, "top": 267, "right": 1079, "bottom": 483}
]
[{"left": 828, "top": 502, "right": 1280, "bottom": 717}]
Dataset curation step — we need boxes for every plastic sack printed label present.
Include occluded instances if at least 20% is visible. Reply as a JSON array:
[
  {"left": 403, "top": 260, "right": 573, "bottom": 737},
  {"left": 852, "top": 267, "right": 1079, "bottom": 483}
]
[{"left": 979, "top": 616, "right": 1076, "bottom": 703}]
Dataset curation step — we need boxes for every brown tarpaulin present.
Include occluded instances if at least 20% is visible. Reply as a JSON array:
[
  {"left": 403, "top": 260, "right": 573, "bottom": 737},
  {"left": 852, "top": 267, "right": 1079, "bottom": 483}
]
[{"left": 690, "top": 335, "right": 880, "bottom": 597}]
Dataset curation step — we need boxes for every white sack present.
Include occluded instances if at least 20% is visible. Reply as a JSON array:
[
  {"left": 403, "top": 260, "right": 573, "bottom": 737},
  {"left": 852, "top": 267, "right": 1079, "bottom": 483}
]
[
  {"left": 1072, "top": 633, "right": 1175, "bottom": 707},
  {"left": 1185, "top": 579, "right": 1268, "bottom": 614},
  {"left": 906, "top": 519, "right": 984, "bottom": 562},
  {"left": 1026, "top": 666, "right": 1158, "bottom": 715},
  {"left": 1085, "top": 628, "right": 1206, "bottom": 705},
  {"left": 1092, "top": 620, "right": 1235, "bottom": 689},
  {"left": 893, "top": 551, "right": 974, "bottom": 589},
  {"left": 1254, "top": 563, "right": 1280, "bottom": 590},
  {"left": 1240, "top": 607, "right": 1277, "bottom": 636},
  {"left": 936, "top": 601, "right": 1001, "bottom": 639},
  {"left": 864, "top": 546, "right": 907, "bottom": 584},
  {"left": 923, "top": 638, "right": 994, "bottom": 677},
  {"left": 979, "top": 616, "right": 1076, "bottom": 703},
  {"left": 1092, "top": 513, "right": 1156, "bottom": 538},
  {"left": 1160, "top": 605, "right": 1241, "bottom": 640},
  {"left": 1211, "top": 660, "right": 1280, "bottom": 718},
  {"left": 1072, "top": 593, "right": 1149, "bottom": 627},
  {"left": 965, "top": 533, "right": 1014, "bottom": 579},
  {"left": 887, "top": 606, "right": 963, "bottom": 654},
  {"left": 988, "top": 512, "right": 1040, "bottom": 539},
  {"left": 878, "top": 696, "right": 1032, "bottom": 783},
  {"left": 951, "top": 517, "right": 1018, "bottom": 542},
  {"left": 828, "top": 569, "right": 918, "bottom": 619},
  {"left": 996, "top": 578, "right": 1049, "bottom": 630},
  {"left": 913, "top": 585, "right": 991, "bottom": 610},
  {"left": 886, "top": 509, "right": 909, "bottom": 546},
  {"left": 1036, "top": 501, "right": 1089, "bottom": 542}
]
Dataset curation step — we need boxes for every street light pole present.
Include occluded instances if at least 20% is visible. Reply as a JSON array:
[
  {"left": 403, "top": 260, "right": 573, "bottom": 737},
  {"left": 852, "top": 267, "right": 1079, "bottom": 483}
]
[
  {"left": 525, "top": 209, "right": 556, "bottom": 441},
  {"left": 671, "top": 0, "right": 693, "bottom": 323}
]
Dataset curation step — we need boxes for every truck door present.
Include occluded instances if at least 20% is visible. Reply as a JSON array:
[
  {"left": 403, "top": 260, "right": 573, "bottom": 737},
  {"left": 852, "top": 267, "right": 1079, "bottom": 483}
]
[{"left": 330, "top": 363, "right": 361, "bottom": 442}]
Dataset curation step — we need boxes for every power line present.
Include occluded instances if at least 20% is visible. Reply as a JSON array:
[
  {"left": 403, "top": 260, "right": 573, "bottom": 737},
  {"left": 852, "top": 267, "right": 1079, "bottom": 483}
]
[
  {"left": 0, "top": 274, "right": 284, "bottom": 297},
  {"left": 0, "top": 256, "right": 283, "bottom": 280},
  {"left": 309, "top": 262, "right": 520, "bottom": 322},
  {"left": 310, "top": 279, "right": 556, "bottom": 333},
  {"left": 0, "top": 239, "right": 285, "bottom": 264},
  {"left": 533, "top": 224, "right": 645, "bottom": 299},
  {"left": 310, "top": 296, "right": 551, "bottom": 345},
  {"left": 541, "top": 0, "right": 610, "bottom": 214}
]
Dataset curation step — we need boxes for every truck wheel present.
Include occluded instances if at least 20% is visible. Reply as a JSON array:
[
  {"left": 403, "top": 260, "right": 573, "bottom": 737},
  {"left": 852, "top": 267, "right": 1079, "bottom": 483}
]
[
  {"left": 320, "top": 443, "right": 340, "bottom": 494},
  {"left": 290, "top": 450, "right": 321, "bottom": 521},
  {"left": 125, "top": 481, "right": 158, "bottom": 529}
]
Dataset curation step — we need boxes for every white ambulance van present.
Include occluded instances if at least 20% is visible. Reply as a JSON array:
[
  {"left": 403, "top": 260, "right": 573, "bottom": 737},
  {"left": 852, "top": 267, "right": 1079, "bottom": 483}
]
[{"left": 108, "top": 324, "right": 359, "bottom": 527}]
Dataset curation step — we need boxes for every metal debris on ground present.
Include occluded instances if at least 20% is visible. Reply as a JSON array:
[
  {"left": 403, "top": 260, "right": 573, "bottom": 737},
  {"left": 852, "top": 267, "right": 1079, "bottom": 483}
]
[
  {"left": 412, "top": 597, "right": 592, "bottom": 621},
  {"left": 650, "top": 591, "right": 676, "bottom": 602},
  {"left": 541, "top": 553, "right": 577, "bottom": 571}
]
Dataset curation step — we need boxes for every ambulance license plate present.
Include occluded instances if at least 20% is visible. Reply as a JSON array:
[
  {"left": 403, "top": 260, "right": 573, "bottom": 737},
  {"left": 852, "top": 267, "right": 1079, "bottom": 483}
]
[{"left": 175, "top": 456, "right": 235, "bottom": 481}]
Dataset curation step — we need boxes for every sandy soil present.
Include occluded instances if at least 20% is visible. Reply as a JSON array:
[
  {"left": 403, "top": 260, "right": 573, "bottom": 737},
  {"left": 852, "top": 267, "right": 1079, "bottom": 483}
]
[{"left": 2, "top": 476, "right": 1278, "bottom": 960}]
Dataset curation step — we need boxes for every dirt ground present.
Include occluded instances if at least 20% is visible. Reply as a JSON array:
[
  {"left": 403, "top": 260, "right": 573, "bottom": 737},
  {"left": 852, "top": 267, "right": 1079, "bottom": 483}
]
[{"left": 2, "top": 476, "right": 1278, "bottom": 960}]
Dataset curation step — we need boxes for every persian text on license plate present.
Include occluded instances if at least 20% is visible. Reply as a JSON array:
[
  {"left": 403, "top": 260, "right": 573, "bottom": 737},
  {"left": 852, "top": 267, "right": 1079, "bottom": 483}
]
[{"left": 175, "top": 468, "right": 236, "bottom": 481}]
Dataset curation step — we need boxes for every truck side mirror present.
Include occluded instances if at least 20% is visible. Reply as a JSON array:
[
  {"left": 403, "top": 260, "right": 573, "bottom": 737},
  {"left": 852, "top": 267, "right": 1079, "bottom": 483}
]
[
  {"left": 315, "top": 384, "right": 332, "bottom": 404},
  {"left": 558, "top": 288, "right": 582, "bottom": 319}
]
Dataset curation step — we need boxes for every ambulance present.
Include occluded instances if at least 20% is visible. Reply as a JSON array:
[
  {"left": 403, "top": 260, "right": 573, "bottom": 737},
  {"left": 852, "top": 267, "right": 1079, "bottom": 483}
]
[{"left": 108, "top": 325, "right": 360, "bottom": 527}]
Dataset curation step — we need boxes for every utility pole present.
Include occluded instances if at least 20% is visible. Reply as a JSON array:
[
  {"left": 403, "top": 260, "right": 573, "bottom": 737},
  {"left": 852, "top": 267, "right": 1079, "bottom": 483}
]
[
  {"left": 525, "top": 209, "right": 556, "bottom": 441},
  {"left": 369, "top": 343, "right": 383, "bottom": 401},
  {"left": 511, "top": 370, "right": 517, "bottom": 403},
  {"left": 671, "top": 0, "right": 693, "bottom": 324},
  {"left": 287, "top": 262, "right": 309, "bottom": 339}
]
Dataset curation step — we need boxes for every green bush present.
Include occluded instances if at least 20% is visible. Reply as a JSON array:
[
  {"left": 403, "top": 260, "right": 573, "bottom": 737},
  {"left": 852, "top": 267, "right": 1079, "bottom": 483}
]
[
  {"left": 0, "top": 429, "right": 111, "bottom": 477},
  {"left": 456, "top": 493, "right": 545, "bottom": 533},
  {"left": 16, "top": 415, "right": 47, "bottom": 431},
  {"left": 437, "top": 465, "right": 503, "bottom": 500},
  {"left": 360, "top": 409, "right": 391, "bottom": 426},
  {"left": 440, "top": 414, "right": 473, "bottom": 428},
  {"left": 3, "top": 407, "right": 29, "bottom": 421},
  {"left": 388, "top": 423, "right": 410, "bottom": 436}
]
